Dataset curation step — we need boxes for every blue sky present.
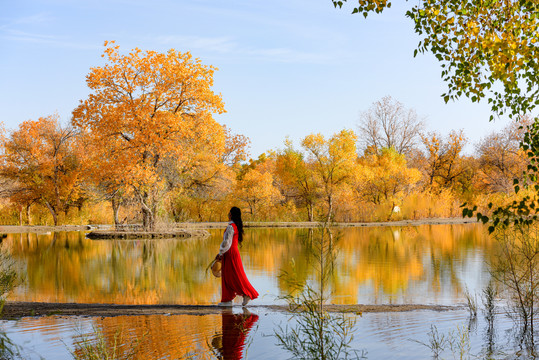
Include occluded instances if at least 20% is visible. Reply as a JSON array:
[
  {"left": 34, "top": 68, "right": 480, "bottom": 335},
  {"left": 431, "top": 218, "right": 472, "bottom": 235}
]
[{"left": 1, "top": 0, "right": 511, "bottom": 157}]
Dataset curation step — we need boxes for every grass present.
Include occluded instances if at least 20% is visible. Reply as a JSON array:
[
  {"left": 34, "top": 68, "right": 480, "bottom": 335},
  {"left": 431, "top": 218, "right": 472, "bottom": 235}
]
[
  {"left": 274, "top": 223, "right": 366, "bottom": 360},
  {"left": 68, "top": 325, "right": 146, "bottom": 360},
  {"left": 464, "top": 288, "right": 478, "bottom": 319}
]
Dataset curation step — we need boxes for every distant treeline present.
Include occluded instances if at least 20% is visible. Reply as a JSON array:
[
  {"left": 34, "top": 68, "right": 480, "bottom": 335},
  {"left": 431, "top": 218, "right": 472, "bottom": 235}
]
[{"left": 0, "top": 43, "right": 530, "bottom": 228}]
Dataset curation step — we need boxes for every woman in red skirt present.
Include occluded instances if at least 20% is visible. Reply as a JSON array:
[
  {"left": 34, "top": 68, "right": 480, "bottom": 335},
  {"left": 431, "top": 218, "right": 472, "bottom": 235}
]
[{"left": 216, "top": 207, "right": 259, "bottom": 306}]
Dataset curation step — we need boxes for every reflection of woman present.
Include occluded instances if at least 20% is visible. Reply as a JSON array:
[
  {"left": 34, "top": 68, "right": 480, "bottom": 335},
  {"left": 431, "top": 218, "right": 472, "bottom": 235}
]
[
  {"left": 211, "top": 308, "right": 259, "bottom": 360},
  {"left": 216, "top": 207, "right": 259, "bottom": 306}
]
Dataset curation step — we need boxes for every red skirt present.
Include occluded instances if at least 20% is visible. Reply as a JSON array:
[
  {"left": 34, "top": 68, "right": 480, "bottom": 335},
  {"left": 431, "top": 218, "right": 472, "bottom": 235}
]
[{"left": 220, "top": 245, "right": 259, "bottom": 302}]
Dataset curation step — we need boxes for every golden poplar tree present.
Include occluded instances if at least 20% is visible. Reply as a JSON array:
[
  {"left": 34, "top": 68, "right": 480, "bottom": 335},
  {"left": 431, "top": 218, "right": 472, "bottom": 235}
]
[
  {"left": 0, "top": 115, "right": 85, "bottom": 225},
  {"left": 301, "top": 129, "right": 358, "bottom": 222},
  {"left": 72, "top": 41, "right": 226, "bottom": 230}
]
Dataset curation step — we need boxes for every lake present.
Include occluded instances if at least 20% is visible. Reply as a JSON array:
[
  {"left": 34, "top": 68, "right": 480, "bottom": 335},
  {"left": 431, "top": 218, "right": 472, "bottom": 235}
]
[{"left": 0, "top": 224, "right": 522, "bottom": 359}]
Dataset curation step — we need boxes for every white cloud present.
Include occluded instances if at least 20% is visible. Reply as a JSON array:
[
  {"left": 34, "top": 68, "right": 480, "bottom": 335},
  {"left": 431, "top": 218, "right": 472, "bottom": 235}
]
[
  {"left": 149, "top": 34, "right": 336, "bottom": 64},
  {"left": 154, "top": 35, "right": 237, "bottom": 53},
  {"left": 1, "top": 29, "right": 99, "bottom": 50},
  {"left": 12, "top": 12, "right": 53, "bottom": 25}
]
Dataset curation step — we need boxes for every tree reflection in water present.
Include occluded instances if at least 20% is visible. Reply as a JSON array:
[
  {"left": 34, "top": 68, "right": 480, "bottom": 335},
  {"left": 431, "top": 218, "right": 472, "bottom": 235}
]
[
  {"left": 3, "top": 225, "right": 494, "bottom": 306},
  {"left": 275, "top": 225, "right": 366, "bottom": 360},
  {"left": 209, "top": 308, "right": 259, "bottom": 360}
]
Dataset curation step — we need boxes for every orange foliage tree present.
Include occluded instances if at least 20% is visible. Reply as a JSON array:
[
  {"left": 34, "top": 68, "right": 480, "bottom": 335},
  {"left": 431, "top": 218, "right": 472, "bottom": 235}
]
[
  {"left": 236, "top": 167, "right": 282, "bottom": 220},
  {"left": 72, "top": 41, "right": 227, "bottom": 230},
  {"left": 0, "top": 115, "right": 86, "bottom": 225},
  {"left": 420, "top": 130, "right": 468, "bottom": 191},
  {"left": 274, "top": 140, "right": 320, "bottom": 221},
  {"left": 233, "top": 154, "right": 281, "bottom": 219},
  {"left": 355, "top": 147, "right": 421, "bottom": 217},
  {"left": 301, "top": 129, "right": 358, "bottom": 222},
  {"left": 166, "top": 124, "right": 249, "bottom": 222}
]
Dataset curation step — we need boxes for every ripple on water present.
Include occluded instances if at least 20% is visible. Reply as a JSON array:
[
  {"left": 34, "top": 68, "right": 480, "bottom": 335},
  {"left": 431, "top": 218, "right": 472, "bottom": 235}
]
[{"left": 0, "top": 308, "right": 523, "bottom": 360}]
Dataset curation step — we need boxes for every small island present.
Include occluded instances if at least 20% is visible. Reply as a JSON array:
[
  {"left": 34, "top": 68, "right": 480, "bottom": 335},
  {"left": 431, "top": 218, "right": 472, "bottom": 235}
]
[{"left": 86, "top": 228, "right": 210, "bottom": 239}]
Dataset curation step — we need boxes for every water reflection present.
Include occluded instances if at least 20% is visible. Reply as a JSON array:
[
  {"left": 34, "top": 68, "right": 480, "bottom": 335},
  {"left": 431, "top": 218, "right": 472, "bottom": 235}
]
[
  {"left": 0, "top": 309, "right": 526, "bottom": 359},
  {"left": 210, "top": 308, "right": 259, "bottom": 360},
  {"left": 2, "top": 224, "right": 493, "bottom": 305}
]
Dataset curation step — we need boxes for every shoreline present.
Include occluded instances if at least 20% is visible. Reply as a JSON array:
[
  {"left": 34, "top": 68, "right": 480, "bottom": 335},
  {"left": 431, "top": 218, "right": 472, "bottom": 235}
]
[
  {"left": 0, "top": 217, "right": 479, "bottom": 234},
  {"left": 0, "top": 301, "right": 464, "bottom": 319}
]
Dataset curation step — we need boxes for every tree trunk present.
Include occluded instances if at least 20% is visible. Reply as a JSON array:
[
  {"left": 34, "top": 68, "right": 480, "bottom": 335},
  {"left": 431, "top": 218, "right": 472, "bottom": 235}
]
[
  {"left": 307, "top": 202, "right": 314, "bottom": 222},
  {"left": 387, "top": 202, "right": 396, "bottom": 221},
  {"left": 248, "top": 201, "right": 256, "bottom": 220},
  {"left": 43, "top": 200, "right": 58, "bottom": 226},
  {"left": 77, "top": 202, "right": 84, "bottom": 225},
  {"left": 142, "top": 208, "right": 150, "bottom": 231},
  {"left": 111, "top": 197, "right": 121, "bottom": 227},
  {"left": 136, "top": 189, "right": 155, "bottom": 232},
  {"left": 326, "top": 195, "right": 333, "bottom": 223},
  {"left": 142, "top": 207, "right": 155, "bottom": 231},
  {"left": 26, "top": 204, "right": 31, "bottom": 225}
]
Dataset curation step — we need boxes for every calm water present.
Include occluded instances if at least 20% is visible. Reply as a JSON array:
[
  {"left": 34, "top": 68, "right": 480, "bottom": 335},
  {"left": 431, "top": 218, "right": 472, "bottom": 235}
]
[
  {"left": 4, "top": 224, "right": 493, "bottom": 305},
  {"left": 1, "top": 223, "right": 518, "bottom": 359},
  {"left": 3, "top": 309, "right": 518, "bottom": 359}
]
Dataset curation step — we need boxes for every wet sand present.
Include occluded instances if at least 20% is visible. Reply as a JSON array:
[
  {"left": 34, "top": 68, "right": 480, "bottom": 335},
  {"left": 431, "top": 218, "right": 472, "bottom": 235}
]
[{"left": 0, "top": 301, "right": 463, "bottom": 319}]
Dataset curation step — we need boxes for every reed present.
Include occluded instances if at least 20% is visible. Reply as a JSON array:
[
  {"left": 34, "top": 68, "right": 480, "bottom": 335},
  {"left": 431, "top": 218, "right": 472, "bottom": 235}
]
[
  {"left": 68, "top": 325, "right": 145, "bottom": 360},
  {"left": 274, "top": 223, "right": 366, "bottom": 360}
]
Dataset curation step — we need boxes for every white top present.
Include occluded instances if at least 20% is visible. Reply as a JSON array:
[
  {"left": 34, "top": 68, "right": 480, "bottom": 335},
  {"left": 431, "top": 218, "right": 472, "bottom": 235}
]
[{"left": 219, "top": 221, "right": 234, "bottom": 255}]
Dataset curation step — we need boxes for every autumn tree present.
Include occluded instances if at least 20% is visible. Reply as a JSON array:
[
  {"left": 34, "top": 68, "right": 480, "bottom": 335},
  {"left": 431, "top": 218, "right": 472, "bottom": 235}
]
[
  {"left": 274, "top": 140, "right": 320, "bottom": 221},
  {"left": 355, "top": 147, "right": 421, "bottom": 216},
  {"left": 72, "top": 41, "right": 226, "bottom": 231},
  {"left": 357, "top": 96, "right": 424, "bottom": 156},
  {"left": 166, "top": 122, "right": 249, "bottom": 221},
  {"left": 334, "top": 1, "right": 539, "bottom": 118},
  {"left": 475, "top": 119, "right": 530, "bottom": 193},
  {"left": 301, "top": 129, "right": 358, "bottom": 222},
  {"left": 333, "top": 1, "right": 539, "bottom": 228},
  {"left": 235, "top": 166, "right": 281, "bottom": 220},
  {"left": 419, "top": 130, "right": 468, "bottom": 191},
  {"left": 0, "top": 115, "right": 86, "bottom": 225}
]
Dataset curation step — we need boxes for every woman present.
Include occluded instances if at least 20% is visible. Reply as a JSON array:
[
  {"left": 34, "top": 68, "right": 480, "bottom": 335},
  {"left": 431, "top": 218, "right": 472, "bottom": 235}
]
[{"left": 216, "top": 207, "right": 259, "bottom": 306}]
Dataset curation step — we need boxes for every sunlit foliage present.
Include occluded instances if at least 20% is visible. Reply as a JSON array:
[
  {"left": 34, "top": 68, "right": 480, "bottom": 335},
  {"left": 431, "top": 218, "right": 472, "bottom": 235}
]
[
  {"left": 0, "top": 115, "right": 87, "bottom": 225},
  {"left": 72, "top": 41, "right": 241, "bottom": 230},
  {"left": 302, "top": 130, "right": 358, "bottom": 222},
  {"left": 355, "top": 147, "right": 421, "bottom": 216},
  {"left": 333, "top": 0, "right": 539, "bottom": 119}
]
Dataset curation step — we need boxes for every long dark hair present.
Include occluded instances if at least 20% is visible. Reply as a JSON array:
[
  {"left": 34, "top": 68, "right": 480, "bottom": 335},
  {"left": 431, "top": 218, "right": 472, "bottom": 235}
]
[{"left": 230, "top": 206, "right": 244, "bottom": 244}]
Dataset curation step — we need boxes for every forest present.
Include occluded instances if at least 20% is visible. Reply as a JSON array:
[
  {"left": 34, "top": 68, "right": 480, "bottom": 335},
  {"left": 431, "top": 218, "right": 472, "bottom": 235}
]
[{"left": 0, "top": 42, "right": 531, "bottom": 229}]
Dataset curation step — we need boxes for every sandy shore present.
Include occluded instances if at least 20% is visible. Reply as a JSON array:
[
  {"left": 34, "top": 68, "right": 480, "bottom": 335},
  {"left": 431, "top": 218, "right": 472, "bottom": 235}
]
[
  {"left": 0, "top": 301, "right": 463, "bottom": 319},
  {"left": 0, "top": 217, "right": 479, "bottom": 234}
]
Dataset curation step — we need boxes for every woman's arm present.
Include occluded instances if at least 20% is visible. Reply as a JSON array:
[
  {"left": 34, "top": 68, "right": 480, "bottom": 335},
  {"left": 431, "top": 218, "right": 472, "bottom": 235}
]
[{"left": 218, "top": 224, "right": 234, "bottom": 257}]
